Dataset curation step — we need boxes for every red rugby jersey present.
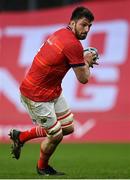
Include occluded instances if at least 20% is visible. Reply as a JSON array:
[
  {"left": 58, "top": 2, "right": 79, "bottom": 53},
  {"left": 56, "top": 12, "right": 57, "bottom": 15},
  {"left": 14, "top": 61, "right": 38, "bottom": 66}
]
[{"left": 20, "top": 27, "right": 85, "bottom": 102}]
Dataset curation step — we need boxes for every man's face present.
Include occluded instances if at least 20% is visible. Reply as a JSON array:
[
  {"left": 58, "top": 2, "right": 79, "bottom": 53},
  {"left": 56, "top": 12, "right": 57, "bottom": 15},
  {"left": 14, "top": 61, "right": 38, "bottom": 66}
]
[{"left": 72, "top": 17, "right": 92, "bottom": 40}]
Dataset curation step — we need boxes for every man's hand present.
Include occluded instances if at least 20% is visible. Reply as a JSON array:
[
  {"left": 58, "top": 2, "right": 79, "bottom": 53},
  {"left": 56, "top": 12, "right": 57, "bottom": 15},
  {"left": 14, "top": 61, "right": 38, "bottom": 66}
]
[{"left": 84, "top": 47, "right": 99, "bottom": 68}]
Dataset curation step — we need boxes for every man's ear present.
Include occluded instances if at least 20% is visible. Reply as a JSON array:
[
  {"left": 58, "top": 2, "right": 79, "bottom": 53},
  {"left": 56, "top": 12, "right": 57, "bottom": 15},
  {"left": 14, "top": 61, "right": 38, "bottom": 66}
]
[{"left": 70, "top": 20, "right": 75, "bottom": 27}]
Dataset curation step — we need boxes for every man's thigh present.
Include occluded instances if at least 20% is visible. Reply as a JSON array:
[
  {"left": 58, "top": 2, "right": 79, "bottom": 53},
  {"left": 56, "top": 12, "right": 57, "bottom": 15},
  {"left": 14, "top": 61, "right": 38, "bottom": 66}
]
[
  {"left": 54, "top": 93, "right": 74, "bottom": 131},
  {"left": 54, "top": 93, "right": 69, "bottom": 114},
  {"left": 20, "top": 94, "right": 61, "bottom": 136}
]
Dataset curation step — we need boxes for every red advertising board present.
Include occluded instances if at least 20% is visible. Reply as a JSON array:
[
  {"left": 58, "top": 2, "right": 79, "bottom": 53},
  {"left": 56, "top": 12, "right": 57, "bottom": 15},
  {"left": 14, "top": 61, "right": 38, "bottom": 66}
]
[{"left": 0, "top": 0, "right": 130, "bottom": 142}]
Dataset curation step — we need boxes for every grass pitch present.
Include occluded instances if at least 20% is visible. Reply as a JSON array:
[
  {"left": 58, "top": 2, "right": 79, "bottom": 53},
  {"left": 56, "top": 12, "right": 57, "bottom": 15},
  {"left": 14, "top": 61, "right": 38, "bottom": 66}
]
[{"left": 0, "top": 143, "right": 130, "bottom": 179}]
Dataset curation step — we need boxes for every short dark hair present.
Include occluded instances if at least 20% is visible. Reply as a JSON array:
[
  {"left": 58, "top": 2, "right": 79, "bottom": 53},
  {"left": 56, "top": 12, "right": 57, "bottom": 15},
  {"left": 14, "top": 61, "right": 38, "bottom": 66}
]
[{"left": 70, "top": 6, "right": 94, "bottom": 22}]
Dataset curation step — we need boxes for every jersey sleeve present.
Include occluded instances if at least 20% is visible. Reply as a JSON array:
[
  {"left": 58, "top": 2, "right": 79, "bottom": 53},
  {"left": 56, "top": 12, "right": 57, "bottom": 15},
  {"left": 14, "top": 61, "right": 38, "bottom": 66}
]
[{"left": 63, "top": 41, "right": 85, "bottom": 67}]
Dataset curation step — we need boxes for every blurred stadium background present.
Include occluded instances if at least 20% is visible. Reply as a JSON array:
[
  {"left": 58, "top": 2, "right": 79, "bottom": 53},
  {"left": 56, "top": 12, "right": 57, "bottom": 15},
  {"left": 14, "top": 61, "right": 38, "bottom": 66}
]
[{"left": 0, "top": 0, "right": 130, "bottom": 178}]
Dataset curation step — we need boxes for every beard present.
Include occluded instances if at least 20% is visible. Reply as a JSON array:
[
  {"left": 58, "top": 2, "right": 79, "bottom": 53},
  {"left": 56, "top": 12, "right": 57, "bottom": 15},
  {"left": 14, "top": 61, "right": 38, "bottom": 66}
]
[{"left": 74, "top": 25, "right": 87, "bottom": 40}]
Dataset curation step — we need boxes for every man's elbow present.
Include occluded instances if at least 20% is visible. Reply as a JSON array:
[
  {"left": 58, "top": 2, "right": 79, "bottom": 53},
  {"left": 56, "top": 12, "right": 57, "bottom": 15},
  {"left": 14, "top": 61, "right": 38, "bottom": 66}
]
[{"left": 78, "top": 78, "right": 89, "bottom": 84}]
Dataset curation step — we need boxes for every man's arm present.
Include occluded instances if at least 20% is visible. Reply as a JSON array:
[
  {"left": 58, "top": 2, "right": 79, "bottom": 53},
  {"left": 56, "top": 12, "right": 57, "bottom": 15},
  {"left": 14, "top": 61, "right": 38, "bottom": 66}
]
[{"left": 72, "top": 63, "right": 90, "bottom": 84}]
